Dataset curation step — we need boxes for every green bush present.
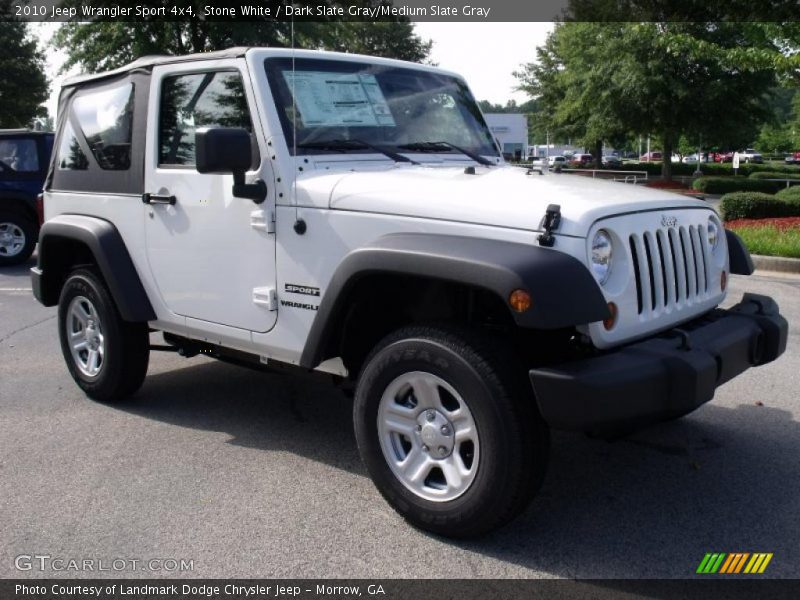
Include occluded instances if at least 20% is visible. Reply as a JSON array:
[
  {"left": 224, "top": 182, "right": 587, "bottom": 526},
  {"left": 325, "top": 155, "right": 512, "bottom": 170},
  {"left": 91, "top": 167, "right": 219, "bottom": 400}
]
[
  {"left": 748, "top": 171, "right": 800, "bottom": 180},
  {"left": 720, "top": 191, "right": 800, "bottom": 220},
  {"left": 775, "top": 185, "right": 800, "bottom": 202},
  {"left": 563, "top": 161, "right": 800, "bottom": 178},
  {"left": 692, "top": 177, "right": 782, "bottom": 195}
]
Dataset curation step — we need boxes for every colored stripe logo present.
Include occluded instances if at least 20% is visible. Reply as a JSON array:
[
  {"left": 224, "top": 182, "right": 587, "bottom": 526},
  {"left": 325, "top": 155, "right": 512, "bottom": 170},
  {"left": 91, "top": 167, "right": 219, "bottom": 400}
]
[{"left": 697, "top": 552, "right": 773, "bottom": 574}]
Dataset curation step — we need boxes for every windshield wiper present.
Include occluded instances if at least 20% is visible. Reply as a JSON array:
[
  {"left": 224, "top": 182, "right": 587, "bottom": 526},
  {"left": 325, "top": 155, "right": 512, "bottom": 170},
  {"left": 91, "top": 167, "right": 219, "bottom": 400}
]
[
  {"left": 297, "top": 139, "right": 418, "bottom": 165},
  {"left": 397, "top": 141, "right": 496, "bottom": 166}
]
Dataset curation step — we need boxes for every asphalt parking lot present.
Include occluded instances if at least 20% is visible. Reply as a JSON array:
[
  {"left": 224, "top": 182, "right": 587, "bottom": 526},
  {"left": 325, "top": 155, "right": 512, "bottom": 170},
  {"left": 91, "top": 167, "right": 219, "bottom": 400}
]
[{"left": 1, "top": 256, "right": 798, "bottom": 579}]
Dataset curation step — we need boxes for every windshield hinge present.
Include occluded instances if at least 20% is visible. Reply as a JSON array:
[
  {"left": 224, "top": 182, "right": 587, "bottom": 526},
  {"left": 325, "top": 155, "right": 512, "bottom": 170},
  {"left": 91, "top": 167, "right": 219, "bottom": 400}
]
[{"left": 538, "top": 204, "right": 561, "bottom": 247}]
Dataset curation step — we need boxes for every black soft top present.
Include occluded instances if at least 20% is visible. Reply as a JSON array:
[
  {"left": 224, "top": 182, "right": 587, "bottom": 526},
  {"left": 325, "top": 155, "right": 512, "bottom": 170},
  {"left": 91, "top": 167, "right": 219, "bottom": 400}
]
[{"left": 62, "top": 47, "right": 250, "bottom": 87}]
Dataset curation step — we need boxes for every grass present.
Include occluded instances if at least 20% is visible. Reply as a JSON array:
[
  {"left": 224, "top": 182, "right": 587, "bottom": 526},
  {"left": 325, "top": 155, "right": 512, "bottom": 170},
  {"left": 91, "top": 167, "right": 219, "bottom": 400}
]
[{"left": 726, "top": 219, "right": 800, "bottom": 258}]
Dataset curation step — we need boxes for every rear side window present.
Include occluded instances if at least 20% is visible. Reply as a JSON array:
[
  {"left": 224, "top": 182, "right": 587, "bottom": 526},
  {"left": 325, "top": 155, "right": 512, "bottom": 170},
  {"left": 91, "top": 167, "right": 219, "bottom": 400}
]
[
  {"left": 50, "top": 73, "right": 148, "bottom": 194},
  {"left": 0, "top": 138, "right": 39, "bottom": 173},
  {"left": 158, "top": 71, "right": 255, "bottom": 167},
  {"left": 68, "top": 83, "right": 134, "bottom": 170},
  {"left": 56, "top": 122, "right": 89, "bottom": 170}
]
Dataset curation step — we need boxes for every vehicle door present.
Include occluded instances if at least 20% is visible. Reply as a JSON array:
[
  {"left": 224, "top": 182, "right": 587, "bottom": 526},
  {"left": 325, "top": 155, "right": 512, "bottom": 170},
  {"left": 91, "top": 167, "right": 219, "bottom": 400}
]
[{"left": 143, "top": 60, "right": 277, "bottom": 333}]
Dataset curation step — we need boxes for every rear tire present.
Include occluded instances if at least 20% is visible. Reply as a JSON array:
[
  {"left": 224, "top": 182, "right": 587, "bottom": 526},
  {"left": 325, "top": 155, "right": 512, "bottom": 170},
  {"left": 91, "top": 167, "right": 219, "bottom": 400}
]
[
  {"left": 354, "top": 325, "right": 549, "bottom": 538},
  {"left": 58, "top": 269, "right": 150, "bottom": 402},
  {"left": 0, "top": 211, "right": 36, "bottom": 266}
]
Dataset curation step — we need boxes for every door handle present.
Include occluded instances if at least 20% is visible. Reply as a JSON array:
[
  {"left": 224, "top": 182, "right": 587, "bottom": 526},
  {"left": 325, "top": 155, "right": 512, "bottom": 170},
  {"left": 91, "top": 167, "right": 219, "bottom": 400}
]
[{"left": 142, "top": 192, "right": 176, "bottom": 205}]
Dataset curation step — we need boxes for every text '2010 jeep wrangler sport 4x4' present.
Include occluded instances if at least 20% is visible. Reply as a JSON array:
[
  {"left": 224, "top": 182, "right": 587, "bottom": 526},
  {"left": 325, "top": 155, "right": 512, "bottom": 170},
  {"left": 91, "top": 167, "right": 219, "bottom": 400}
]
[{"left": 32, "top": 48, "right": 787, "bottom": 538}]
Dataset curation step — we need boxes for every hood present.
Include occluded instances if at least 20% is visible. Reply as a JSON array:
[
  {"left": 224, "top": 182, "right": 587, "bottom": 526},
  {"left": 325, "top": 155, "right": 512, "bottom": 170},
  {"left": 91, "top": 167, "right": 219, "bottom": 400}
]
[{"left": 315, "top": 164, "right": 709, "bottom": 238}]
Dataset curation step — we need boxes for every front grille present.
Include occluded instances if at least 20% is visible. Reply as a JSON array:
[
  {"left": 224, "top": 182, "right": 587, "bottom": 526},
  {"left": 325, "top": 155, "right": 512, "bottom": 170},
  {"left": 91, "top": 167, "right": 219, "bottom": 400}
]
[{"left": 629, "top": 224, "right": 710, "bottom": 315}]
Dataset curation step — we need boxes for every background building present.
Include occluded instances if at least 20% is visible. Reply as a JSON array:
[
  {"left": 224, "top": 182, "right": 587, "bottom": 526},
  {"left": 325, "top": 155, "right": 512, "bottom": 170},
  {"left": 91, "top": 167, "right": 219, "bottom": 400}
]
[{"left": 484, "top": 113, "right": 528, "bottom": 160}]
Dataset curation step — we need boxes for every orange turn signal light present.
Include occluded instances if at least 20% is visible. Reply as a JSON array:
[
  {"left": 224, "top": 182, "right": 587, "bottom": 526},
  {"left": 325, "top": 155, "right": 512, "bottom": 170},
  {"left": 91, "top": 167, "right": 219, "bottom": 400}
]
[
  {"left": 721, "top": 270, "right": 727, "bottom": 292},
  {"left": 509, "top": 289, "right": 532, "bottom": 313},
  {"left": 603, "top": 302, "right": 618, "bottom": 331}
]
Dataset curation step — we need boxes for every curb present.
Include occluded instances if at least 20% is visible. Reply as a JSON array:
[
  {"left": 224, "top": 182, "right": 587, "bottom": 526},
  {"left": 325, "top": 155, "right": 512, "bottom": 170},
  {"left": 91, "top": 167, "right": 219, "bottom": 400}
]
[{"left": 751, "top": 254, "right": 800, "bottom": 274}]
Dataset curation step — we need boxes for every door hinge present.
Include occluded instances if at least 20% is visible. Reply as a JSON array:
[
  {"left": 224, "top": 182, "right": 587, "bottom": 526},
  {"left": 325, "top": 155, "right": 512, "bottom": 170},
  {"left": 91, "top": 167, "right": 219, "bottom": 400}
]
[
  {"left": 250, "top": 209, "right": 275, "bottom": 233},
  {"left": 253, "top": 287, "right": 277, "bottom": 311}
]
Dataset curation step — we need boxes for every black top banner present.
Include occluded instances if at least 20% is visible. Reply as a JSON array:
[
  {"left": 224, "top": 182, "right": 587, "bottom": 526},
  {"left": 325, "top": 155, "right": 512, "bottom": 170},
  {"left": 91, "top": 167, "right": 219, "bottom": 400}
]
[{"left": 6, "top": 0, "right": 800, "bottom": 22}]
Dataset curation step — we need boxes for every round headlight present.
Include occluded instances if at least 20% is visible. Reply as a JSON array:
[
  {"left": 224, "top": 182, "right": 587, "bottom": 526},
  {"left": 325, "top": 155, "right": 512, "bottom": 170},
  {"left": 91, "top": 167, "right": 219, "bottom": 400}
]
[
  {"left": 591, "top": 230, "right": 613, "bottom": 284},
  {"left": 707, "top": 219, "right": 719, "bottom": 250}
]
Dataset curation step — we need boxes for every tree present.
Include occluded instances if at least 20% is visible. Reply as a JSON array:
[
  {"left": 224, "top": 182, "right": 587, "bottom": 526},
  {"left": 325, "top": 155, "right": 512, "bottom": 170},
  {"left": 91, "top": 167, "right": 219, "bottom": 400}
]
[
  {"left": 53, "top": 3, "right": 431, "bottom": 74},
  {"left": 477, "top": 99, "right": 538, "bottom": 114},
  {"left": 0, "top": 0, "right": 49, "bottom": 128},
  {"left": 791, "top": 92, "right": 800, "bottom": 149},
  {"left": 757, "top": 122, "right": 794, "bottom": 154},
  {"left": 516, "top": 19, "right": 791, "bottom": 178},
  {"left": 515, "top": 23, "right": 630, "bottom": 168},
  {"left": 755, "top": 88, "right": 799, "bottom": 153}
]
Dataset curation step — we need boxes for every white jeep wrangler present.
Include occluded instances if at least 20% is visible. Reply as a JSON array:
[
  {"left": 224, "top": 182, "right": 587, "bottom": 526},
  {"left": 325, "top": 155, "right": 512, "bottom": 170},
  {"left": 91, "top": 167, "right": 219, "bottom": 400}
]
[{"left": 33, "top": 48, "right": 787, "bottom": 537}]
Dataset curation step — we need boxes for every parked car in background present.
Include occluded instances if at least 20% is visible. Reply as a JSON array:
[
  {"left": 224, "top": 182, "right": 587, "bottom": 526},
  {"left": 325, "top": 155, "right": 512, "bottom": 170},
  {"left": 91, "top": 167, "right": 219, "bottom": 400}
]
[
  {"left": 738, "top": 149, "right": 763, "bottom": 164},
  {"left": 569, "top": 153, "right": 594, "bottom": 167},
  {"left": 639, "top": 151, "right": 662, "bottom": 161},
  {"left": 601, "top": 155, "right": 622, "bottom": 167},
  {"left": 682, "top": 153, "right": 711, "bottom": 164},
  {"left": 713, "top": 151, "right": 734, "bottom": 163},
  {"left": 785, "top": 151, "right": 800, "bottom": 165},
  {"left": 548, "top": 155, "right": 567, "bottom": 167},
  {"left": 0, "top": 130, "right": 54, "bottom": 265}
]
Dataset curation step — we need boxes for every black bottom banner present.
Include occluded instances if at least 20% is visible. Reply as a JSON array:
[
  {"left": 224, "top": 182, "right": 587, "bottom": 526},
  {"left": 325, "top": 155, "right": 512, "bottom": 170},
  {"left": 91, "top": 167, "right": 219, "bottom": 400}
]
[{"left": 3, "top": 579, "right": 800, "bottom": 600}]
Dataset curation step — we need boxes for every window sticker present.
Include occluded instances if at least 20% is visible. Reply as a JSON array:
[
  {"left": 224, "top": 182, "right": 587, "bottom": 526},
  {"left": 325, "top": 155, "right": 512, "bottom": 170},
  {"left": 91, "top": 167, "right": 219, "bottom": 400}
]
[{"left": 282, "top": 70, "right": 395, "bottom": 127}]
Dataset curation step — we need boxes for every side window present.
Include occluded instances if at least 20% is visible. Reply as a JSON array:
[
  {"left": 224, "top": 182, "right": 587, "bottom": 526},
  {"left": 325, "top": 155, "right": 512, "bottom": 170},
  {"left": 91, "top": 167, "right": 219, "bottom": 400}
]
[
  {"left": 56, "top": 122, "right": 89, "bottom": 170},
  {"left": 159, "top": 71, "right": 255, "bottom": 167},
  {"left": 59, "top": 82, "right": 134, "bottom": 170},
  {"left": 0, "top": 139, "right": 39, "bottom": 173}
]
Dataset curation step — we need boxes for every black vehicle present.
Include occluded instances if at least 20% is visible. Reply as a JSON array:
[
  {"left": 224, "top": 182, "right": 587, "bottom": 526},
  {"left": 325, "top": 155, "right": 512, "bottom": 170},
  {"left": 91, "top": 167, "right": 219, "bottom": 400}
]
[{"left": 0, "top": 130, "right": 54, "bottom": 265}]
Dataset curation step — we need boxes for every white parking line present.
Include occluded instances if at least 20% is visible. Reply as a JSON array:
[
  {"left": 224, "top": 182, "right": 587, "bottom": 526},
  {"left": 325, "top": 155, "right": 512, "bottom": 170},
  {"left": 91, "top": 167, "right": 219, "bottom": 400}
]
[{"left": 0, "top": 288, "right": 32, "bottom": 291}]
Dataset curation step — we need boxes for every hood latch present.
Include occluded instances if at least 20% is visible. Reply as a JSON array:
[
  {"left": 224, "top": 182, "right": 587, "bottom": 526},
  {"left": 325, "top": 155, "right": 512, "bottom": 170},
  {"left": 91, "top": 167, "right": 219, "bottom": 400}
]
[{"left": 538, "top": 204, "right": 561, "bottom": 247}]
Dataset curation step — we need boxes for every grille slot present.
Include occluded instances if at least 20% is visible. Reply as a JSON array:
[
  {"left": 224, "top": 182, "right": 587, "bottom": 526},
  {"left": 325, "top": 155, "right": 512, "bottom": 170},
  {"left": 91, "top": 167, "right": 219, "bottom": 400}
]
[
  {"left": 630, "top": 223, "right": 709, "bottom": 315},
  {"left": 629, "top": 236, "right": 643, "bottom": 314}
]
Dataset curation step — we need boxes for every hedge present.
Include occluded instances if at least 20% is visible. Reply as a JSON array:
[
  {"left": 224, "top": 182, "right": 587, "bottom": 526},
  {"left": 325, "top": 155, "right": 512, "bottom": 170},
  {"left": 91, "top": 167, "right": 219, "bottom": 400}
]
[
  {"left": 748, "top": 171, "right": 800, "bottom": 181},
  {"left": 720, "top": 191, "right": 800, "bottom": 221},
  {"left": 694, "top": 162, "right": 800, "bottom": 176},
  {"left": 561, "top": 161, "right": 800, "bottom": 177},
  {"left": 692, "top": 176, "right": 782, "bottom": 195},
  {"left": 776, "top": 185, "right": 800, "bottom": 202}
]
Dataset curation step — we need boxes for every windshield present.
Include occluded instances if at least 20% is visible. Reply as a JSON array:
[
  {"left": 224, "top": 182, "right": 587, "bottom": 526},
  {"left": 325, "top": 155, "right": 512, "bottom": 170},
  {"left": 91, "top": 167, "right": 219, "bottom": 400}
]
[{"left": 264, "top": 58, "right": 499, "bottom": 161}]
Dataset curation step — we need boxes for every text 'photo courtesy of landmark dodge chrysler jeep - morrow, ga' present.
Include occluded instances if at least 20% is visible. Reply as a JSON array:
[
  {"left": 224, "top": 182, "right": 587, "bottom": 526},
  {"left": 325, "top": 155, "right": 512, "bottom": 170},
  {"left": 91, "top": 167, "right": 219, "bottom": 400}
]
[{"left": 32, "top": 48, "right": 788, "bottom": 537}]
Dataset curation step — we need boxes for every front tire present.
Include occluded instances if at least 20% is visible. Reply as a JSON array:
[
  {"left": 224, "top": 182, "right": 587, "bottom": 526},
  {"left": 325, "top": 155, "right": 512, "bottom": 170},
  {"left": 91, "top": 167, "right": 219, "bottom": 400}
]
[
  {"left": 0, "top": 211, "right": 36, "bottom": 266},
  {"left": 58, "top": 269, "right": 150, "bottom": 402},
  {"left": 354, "top": 325, "right": 549, "bottom": 538}
]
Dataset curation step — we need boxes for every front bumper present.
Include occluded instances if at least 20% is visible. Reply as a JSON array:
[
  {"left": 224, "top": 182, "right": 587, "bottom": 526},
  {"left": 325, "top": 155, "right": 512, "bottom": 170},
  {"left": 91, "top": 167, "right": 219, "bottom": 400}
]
[{"left": 530, "top": 293, "right": 788, "bottom": 433}]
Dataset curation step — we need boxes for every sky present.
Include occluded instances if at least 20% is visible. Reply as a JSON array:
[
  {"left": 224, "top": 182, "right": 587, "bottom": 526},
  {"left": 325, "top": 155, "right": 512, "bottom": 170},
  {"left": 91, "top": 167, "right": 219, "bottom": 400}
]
[
  {"left": 414, "top": 22, "right": 554, "bottom": 104},
  {"left": 33, "top": 22, "right": 554, "bottom": 119}
]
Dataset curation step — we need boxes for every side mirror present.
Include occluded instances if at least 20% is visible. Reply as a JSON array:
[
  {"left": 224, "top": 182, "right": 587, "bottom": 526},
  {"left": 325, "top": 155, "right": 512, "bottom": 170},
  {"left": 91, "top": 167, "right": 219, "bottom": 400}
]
[{"left": 195, "top": 127, "right": 267, "bottom": 204}]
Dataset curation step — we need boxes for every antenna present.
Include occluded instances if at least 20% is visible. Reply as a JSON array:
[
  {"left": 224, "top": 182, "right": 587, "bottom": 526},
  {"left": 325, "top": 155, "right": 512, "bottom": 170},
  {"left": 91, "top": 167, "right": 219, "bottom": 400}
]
[{"left": 290, "top": 11, "right": 305, "bottom": 234}]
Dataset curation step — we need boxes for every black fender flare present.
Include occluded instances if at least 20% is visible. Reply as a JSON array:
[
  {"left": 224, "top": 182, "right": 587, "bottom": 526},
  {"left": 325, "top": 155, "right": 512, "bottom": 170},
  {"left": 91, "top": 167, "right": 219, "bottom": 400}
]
[
  {"left": 300, "top": 233, "right": 610, "bottom": 369},
  {"left": 31, "top": 215, "right": 156, "bottom": 322},
  {"left": 725, "top": 229, "right": 754, "bottom": 275}
]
